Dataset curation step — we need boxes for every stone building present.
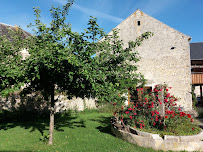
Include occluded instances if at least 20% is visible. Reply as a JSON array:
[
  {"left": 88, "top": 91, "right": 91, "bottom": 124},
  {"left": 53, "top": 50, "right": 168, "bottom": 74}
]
[{"left": 108, "top": 9, "right": 192, "bottom": 110}]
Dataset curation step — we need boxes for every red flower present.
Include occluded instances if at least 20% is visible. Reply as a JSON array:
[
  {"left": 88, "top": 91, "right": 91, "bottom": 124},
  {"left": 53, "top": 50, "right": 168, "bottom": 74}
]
[
  {"left": 134, "top": 113, "right": 137, "bottom": 115},
  {"left": 164, "top": 99, "right": 168, "bottom": 102},
  {"left": 153, "top": 122, "right": 156, "bottom": 126},
  {"left": 154, "top": 88, "right": 158, "bottom": 92},
  {"left": 166, "top": 93, "right": 170, "bottom": 98},
  {"left": 165, "top": 116, "right": 168, "bottom": 119},
  {"left": 128, "top": 108, "right": 132, "bottom": 111},
  {"left": 151, "top": 118, "right": 153, "bottom": 120},
  {"left": 140, "top": 126, "right": 143, "bottom": 129},
  {"left": 125, "top": 111, "right": 129, "bottom": 114},
  {"left": 129, "top": 116, "right": 133, "bottom": 119},
  {"left": 192, "top": 128, "right": 194, "bottom": 130},
  {"left": 187, "top": 114, "right": 191, "bottom": 118},
  {"left": 191, "top": 119, "right": 193, "bottom": 122},
  {"left": 166, "top": 89, "right": 168, "bottom": 91}
]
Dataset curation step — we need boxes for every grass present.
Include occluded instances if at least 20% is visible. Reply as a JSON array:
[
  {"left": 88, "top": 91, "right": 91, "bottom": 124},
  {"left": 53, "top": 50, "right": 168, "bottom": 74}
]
[{"left": 0, "top": 110, "right": 159, "bottom": 152}]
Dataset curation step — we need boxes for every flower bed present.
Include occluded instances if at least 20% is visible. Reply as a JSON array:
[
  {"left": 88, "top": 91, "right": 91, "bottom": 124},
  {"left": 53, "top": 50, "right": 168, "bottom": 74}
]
[{"left": 111, "top": 84, "right": 203, "bottom": 151}]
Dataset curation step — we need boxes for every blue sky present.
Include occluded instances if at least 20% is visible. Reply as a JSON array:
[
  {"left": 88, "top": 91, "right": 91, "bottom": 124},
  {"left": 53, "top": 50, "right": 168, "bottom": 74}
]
[{"left": 0, "top": 0, "right": 202, "bottom": 42}]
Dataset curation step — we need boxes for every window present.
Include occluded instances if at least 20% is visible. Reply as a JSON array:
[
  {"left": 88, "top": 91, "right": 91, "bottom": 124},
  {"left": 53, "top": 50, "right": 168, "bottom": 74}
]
[{"left": 137, "top": 21, "right": 141, "bottom": 26}]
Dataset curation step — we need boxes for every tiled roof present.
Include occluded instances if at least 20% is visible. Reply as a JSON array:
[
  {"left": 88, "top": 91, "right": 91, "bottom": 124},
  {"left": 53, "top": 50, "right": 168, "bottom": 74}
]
[
  {"left": 0, "top": 22, "right": 31, "bottom": 40},
  {"left": 190, "top": 42, "right": 203, "bottom": 60}
]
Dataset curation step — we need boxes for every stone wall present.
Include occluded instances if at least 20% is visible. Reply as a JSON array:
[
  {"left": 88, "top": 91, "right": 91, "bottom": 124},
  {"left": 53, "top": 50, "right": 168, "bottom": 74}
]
[
  {"left": 108, "top": 10, "right": 192, "bottom": 110},
  {"left": 0, "top": 94, "right": 97, "bottom": 112},
  {"left": 111, "top": 125, "right": 203, "bottom": 151}
]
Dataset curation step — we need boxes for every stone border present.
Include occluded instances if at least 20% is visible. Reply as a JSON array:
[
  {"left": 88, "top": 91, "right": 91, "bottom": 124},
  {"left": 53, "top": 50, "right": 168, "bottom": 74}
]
[{"left": 111, "top": 124, "right": 203, "bottom": 151}]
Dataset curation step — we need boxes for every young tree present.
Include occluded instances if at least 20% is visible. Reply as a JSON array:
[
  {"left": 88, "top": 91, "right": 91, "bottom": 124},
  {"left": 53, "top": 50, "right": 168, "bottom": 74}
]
[
  {"left": 24, "top": 1, "right": 99, "bottom": 144},
  {"left": 19, "top": 1, "right": 152, "bottom": 145}
]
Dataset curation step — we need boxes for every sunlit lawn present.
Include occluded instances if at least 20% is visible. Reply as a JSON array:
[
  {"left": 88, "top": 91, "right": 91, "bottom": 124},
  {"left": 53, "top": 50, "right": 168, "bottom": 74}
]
[{"left": 0, "top": 111, "right": 159, "bottom": 152}]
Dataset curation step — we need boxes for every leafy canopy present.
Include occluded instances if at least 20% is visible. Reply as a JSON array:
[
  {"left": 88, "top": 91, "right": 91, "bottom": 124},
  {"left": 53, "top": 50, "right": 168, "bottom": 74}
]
[{"left": 0, "top": 29, "right": 25, "bottom": 96}]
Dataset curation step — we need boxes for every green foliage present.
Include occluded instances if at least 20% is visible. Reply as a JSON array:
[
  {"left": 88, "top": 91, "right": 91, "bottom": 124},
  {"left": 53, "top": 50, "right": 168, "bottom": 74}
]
[
  {"left": 197, "top": 107, "right": 203, "bottom": 119},
  {"left": 89, "top": 29, "right": 153, "bottom": 104},
  {"left": 191, "top": 85, "right": 198, "bottom": 110},
  {"left": 0, "top": 28, "right": 26, "bottom": 96},
  {"left": 40, "top": 132, "right": 50, "bottom": 144}
]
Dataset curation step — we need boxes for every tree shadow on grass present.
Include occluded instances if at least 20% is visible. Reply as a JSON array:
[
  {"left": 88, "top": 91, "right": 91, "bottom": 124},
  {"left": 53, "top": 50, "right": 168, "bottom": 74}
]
[
  {"left": 0, "top": 110, "right": 86, "bottom": 136},
  {"left": 90, "top": 115, "right": 114, "bottom": 136}
]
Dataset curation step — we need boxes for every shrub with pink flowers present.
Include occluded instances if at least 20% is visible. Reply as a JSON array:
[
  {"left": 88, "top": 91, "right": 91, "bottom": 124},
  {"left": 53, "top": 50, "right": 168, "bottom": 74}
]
[{"left": 113, "top": 84, "right": 201, "bottom": 136}]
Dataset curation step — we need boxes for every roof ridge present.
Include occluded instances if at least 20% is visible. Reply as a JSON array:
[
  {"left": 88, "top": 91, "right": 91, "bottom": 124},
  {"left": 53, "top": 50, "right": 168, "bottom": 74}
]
[
  {"left": 107, "top": 9, "right": 190, "bottom": 40},
  {"left": 190, "top": 42, "right": 203, "bottom": 44},
  {"left": 0, "top": 22, "right": 14, "bottom": 27}
]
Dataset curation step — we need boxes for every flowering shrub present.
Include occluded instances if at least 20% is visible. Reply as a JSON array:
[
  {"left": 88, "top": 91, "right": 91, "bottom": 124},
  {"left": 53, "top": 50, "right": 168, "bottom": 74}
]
[{"left": 113, "top": 84, "right": 201, "bottom": 135}]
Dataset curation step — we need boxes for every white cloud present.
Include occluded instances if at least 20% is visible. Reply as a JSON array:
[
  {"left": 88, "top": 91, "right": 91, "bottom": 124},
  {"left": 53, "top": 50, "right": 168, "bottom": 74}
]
[
  {"left": 139, "top": 0, "right": 177, "bottom": 16},
  {"left": 52, "top": 0, "right": 123, "bottom": 23}
]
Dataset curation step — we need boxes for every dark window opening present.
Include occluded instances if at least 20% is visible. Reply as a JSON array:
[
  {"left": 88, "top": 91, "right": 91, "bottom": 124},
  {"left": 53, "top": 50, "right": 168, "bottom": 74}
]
[{"left": 137, "top": 21, "right": 140, "bottom": 26}]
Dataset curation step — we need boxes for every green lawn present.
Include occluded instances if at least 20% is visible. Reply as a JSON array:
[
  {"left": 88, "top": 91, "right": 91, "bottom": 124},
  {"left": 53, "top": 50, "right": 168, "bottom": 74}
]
[{"left": 0, "top": 111, "right": 159, "bottom": 152}]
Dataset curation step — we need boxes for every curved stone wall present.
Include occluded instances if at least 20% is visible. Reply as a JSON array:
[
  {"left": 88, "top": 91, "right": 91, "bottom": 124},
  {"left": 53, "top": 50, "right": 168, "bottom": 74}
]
[{"left": 111, "top": 125, "right": 203, "bottom": 151}]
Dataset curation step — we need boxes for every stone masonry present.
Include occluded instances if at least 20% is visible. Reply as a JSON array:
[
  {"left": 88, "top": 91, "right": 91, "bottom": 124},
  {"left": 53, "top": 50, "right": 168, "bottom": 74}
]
[{"left": 108, "top": 10, "right": 192, "bottom": 110}]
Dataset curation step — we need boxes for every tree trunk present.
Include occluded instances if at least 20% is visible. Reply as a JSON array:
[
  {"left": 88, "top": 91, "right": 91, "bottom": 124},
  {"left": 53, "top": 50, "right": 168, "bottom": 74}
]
[{"left": 49, "top": 86, "right": 55, "bottom": 145}]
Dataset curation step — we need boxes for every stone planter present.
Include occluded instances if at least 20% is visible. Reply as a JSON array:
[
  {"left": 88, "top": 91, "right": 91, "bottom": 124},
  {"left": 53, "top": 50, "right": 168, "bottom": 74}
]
[{"left": 111, "top": 124, "right": 203, "bottom": 151}]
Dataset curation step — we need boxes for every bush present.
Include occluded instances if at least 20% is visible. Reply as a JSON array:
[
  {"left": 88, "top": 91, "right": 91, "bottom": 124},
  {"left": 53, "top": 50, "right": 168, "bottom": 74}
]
[{"left": 113, "top": 84, "right": 201, "bottom": 136}]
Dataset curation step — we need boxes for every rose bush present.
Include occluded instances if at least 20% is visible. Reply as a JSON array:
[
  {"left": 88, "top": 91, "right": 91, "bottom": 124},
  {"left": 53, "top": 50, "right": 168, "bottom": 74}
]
[{"left": 113, "top": 84, "right": 201, "bottom": 135}]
